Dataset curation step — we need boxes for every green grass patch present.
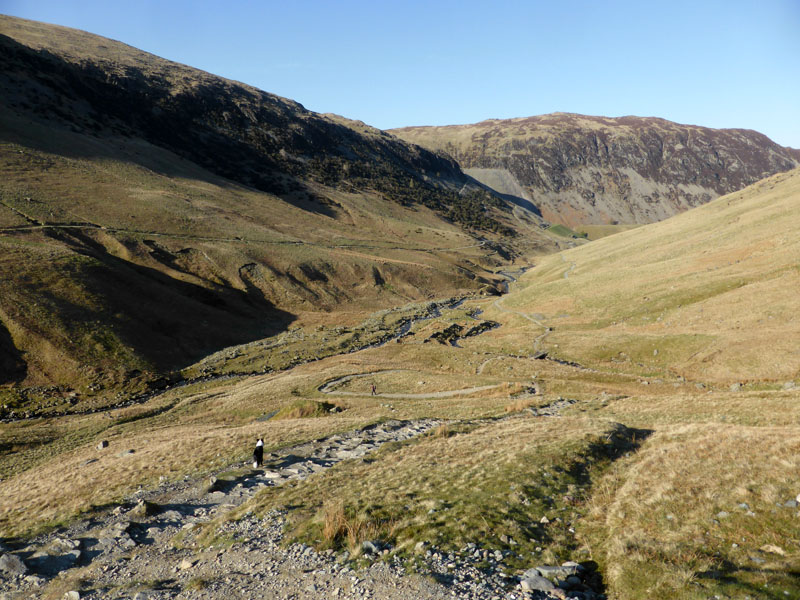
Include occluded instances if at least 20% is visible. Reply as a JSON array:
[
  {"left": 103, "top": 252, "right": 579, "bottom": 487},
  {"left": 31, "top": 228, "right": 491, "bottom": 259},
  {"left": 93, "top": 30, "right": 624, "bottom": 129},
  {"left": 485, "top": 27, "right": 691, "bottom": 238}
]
[
  {"left": 271, "top": 400, "right": 337, "bottom": 420},
  {"left": 548, "top": 224, "right": 586, "bottom": 239},
  {"left": 240, "top": 418, "right": 647, "bottom": 569}
]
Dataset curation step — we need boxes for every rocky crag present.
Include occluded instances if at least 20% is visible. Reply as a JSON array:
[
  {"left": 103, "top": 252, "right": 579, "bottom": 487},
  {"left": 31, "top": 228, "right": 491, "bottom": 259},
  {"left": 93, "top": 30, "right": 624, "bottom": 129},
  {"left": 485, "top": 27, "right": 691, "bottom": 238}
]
[{"left": 391, "top": 113, "right": 800, "bottom": 227}]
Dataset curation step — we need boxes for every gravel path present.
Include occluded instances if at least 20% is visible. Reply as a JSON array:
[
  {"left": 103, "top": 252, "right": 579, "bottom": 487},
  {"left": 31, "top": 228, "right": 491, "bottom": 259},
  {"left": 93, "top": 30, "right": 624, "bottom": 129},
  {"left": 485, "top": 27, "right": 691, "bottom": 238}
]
[{"left": 318, "top": 371, "right": 504, "bottom": 399}]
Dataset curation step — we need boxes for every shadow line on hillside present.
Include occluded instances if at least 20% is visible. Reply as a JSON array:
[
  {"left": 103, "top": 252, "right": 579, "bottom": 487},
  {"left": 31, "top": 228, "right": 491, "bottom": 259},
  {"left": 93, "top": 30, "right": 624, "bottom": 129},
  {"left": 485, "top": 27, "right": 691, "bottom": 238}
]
[
  {"left": 0, "top": 319, "right": 26, "bottom": 384},
  {"left": 466, "top": 175, "right": 544, "bottom": 218},
  {"left": 696, "top": 561, "right": 800, "bottom": 599},
  {"left": 38, "top": 227, "right": 295, "bottom": 374},
  {"left": 513, "top": 423, "right": 653, "bottom": 596}
]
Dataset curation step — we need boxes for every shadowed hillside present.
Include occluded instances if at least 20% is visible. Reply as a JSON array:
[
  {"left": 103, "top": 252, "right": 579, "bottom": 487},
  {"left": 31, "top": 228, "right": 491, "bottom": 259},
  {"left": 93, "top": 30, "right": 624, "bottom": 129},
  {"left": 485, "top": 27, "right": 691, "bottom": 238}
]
[
  {"left": 0, "top": 16, "right": 513, "bottom": 233},
  {"left": 392, "top": 113, "right": 799, "bottom": 227}
]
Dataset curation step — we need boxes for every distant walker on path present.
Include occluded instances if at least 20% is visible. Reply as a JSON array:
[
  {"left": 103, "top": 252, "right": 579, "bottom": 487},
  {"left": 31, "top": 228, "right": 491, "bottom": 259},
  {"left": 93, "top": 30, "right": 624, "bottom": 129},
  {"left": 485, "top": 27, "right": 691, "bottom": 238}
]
[
  {"left": 371, "top": 383, "right": 377, "bottom": 396},
  {"left": 252, "top": 438, "right": 264, "bottom": 468}
]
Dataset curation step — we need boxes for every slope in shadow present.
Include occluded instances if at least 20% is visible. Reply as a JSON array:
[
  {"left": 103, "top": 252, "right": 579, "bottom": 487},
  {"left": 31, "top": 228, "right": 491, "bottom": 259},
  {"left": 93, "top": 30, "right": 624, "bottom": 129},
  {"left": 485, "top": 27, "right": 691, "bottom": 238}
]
[
  {"left": 0, "top": 32, "right": 483, "bottom": 224},
  {"left": 38, "top": 227, "right": 295, "bottom": 374},
  {"left": 465, "top": 174, "right": 544, "bottom": 218},
  {"left": 0, "top": 34, "right": 336, "bottom": 217},
  {"left": 0, "top": 320, "right": 26, "bottom": 384}
]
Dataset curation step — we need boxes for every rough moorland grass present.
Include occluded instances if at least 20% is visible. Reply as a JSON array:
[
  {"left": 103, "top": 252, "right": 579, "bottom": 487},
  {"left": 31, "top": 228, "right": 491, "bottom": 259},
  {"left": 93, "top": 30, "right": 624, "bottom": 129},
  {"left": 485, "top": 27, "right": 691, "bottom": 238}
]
[
  {"left": 271, "top": 400, "right": 337, "bottom": 420},
  {"left": 576, "top": 224, "right": 641, "bottom": 240},
  {"left": 501, "top": 169, "right": 800, "bottom": 384},
  {"left": 584, "top": 422, "right": 800, "bottom": 599}
]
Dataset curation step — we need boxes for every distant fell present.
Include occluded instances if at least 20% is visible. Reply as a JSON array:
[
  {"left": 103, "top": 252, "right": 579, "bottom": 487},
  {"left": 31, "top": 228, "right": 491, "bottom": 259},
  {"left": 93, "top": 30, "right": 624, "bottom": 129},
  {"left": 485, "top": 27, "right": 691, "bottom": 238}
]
[{"left": 391, "top": 113, "right": 799, "bottom": 227}]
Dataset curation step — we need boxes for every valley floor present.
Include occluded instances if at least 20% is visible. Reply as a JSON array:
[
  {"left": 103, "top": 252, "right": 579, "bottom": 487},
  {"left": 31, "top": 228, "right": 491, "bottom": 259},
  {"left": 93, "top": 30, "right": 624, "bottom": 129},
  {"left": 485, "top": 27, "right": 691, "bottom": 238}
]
[{"left": 1, "top": 276, "right": 799, "bottom": 600}]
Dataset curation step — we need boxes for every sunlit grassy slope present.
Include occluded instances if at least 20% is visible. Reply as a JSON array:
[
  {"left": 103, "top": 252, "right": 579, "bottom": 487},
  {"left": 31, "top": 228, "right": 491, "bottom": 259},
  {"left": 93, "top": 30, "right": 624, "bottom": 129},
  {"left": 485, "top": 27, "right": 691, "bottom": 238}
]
[{"left": 505, "top": 167, "right": 800, "bottom": 384}]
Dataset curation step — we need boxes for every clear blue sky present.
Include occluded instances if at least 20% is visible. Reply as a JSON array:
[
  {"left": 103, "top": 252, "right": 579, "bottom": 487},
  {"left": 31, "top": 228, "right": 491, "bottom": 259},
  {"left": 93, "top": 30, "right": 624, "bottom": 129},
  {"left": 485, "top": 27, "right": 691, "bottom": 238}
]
[{"left": 3, "top": 0, "right": 800, "bottom": 147}]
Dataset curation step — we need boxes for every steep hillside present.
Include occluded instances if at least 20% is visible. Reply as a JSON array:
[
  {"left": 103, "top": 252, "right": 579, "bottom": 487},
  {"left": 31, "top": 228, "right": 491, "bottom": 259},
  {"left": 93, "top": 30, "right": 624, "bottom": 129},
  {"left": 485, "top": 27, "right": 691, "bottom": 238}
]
[
  {"left": 503, "top": 166, "right": 800, "bottom": 383},
  {"left": 391, "top": 113, "right": 799, "bottom": 227},
  {"left": 0, "top": 15, "right": 512, "bottom": 233},
  {"left": 0, "top": 16, "right": 560, "bottom": 400}
]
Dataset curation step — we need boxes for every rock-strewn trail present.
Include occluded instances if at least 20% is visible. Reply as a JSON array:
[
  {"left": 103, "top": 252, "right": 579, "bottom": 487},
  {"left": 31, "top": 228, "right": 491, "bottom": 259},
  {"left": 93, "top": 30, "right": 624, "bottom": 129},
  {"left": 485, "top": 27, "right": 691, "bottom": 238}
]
[
  {"left": 0, "top": 410, "right": 600, "bottom": 599},
  {"left": 0, "top": 420, "right": 449, "bottom": 599}
]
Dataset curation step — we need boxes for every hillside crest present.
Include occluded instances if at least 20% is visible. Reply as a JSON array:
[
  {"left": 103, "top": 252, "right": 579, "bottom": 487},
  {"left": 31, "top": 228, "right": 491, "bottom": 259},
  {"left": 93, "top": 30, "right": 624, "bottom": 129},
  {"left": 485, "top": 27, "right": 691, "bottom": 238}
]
[{"left": 391, "top": 113, "right": 799, "bottom": 227}]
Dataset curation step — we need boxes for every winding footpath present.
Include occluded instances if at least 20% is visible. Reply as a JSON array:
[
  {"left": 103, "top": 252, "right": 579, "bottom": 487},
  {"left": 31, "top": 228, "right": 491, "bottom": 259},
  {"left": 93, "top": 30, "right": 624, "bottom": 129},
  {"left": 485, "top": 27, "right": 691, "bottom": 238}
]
[{"left": 319, "top": 371, "right": 504, "bottom": 400}]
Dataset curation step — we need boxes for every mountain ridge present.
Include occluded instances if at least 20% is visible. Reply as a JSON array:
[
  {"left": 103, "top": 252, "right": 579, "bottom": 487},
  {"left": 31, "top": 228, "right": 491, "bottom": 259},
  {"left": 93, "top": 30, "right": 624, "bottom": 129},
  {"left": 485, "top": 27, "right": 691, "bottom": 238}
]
[
  {"left": 0, "top": 15, "right": 513, "bottom": 234},
  {"left": 391, "top": 112, "right": 799, "bottom": 227}
]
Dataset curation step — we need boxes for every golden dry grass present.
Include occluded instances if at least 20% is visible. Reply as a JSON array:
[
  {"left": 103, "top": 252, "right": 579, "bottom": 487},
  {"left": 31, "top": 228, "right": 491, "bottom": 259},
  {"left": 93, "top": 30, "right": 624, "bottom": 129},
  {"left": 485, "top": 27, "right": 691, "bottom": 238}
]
[
  {"left": 2, "top": 169, "right": 800, "bottom": 599},
  {"left": 584, "top": 420, "right": 800, "bottom": 598},
  {"left": 501, "top": 168, "right": 800, "bottom": 384}
]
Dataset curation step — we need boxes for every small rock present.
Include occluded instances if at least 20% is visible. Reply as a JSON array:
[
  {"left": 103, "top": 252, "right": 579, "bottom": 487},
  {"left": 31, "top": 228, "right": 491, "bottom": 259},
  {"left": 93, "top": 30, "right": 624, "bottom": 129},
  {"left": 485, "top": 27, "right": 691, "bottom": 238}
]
[
  {"left": 96, "top": 440, "right": 109, "bottom": 450},
  {"left": 117, "top": 449, "right": 135, "bottom": 457},
  {"left": 716, "top": 511, "right": 730, "bottom": 519},
  {"left": 362, "top": 541, "right": 379, "bottom": 555},
  {"left": 0, "top": 553, "right": 28, "bottom": 576},
  {"left": 130, "top": 499, "right": 160, "bottom": 518},
  {"left": 520, "top": 575, "right": 555, "bottom": 592},
  {"left": 536, "top": 565, "right": 581, "bottom": 580},
  {"left": 179, "top": 558, "right": 197, "bottom": 570},
  {"left": 761, "top": 544, "right": 786, "bottom": 556},
  {"left": 29, "top": 549, "right": 81, "bottom": 575},
  {"left": 540, "top": 516, "right": 550, "bottom": 524},
  {"left": 63, "top": 592, "right": 81, "bottom": 600},
  {"left": 24, "top": 574, "right": 46, "bottom": 586},
  {"left": 133, "top": 593, "right": 149, "bottom": 600},
  {"left": 730, "top": 383, "right": 741, "bottom": 392},
  {"left": 784, "top": 500, "right": 798, "bottom": 508},
  {"left": 203, "top": 476, "right": 224, "bottom": 493}
]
